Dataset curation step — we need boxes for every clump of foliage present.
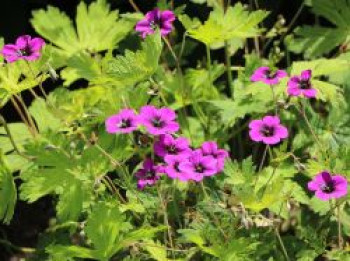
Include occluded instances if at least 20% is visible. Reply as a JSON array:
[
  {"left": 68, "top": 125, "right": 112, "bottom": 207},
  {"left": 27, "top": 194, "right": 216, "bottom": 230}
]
[{"left": 1, "top": 0, "right": 350, "bottom": 260}]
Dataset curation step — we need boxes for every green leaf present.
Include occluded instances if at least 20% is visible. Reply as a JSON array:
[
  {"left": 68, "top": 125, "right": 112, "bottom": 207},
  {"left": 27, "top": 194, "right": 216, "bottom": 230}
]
[
  {"left": 287, "top": 0, "right": 350, "bottom": 58},
  {"left": 60, "top": 51, "right": 103, "bottom": 85},
  {"left": 31, "top": 0, "right": 137, "bottom": 56},
  {"left": 0, "top": 123, "right": 31, "bottom": 154},
  {"left": 188, "top": 4, "right": 268, "bottom": 47},
  {"left": 56, "top": 180, "right": 88, "bottom": 222},
  {"left": 29, "top": 97, "right": 62, "bottom": 132},
  {"left": 104, "top": 32, "right": 163, "bottom": 86},
  {"left": 219, "top": 238, "right": 260, "bottom": 261},
  {"left": 0, "top": 152, "right": 17, "bottom": 224},
  {"left": 85, "top": 202, "right": 128, "bottom": 260},
  {"left": 46, "top": 245, "right": 95, "bottom": 261}
]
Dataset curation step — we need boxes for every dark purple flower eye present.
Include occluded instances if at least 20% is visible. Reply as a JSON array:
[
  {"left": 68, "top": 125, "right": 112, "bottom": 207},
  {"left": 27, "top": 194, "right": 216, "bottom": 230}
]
[
  {"left": 139, "top": 106, "right": 179, "bottom": 136},
  {"left": 250, "top": 66, "right": 287, "bottom": 85},
  {"left": 135, "top": 159, "right": 161, "bottom": 190},
  {"left": 1, "top": 35, "right": 45, "bottom": 63},
  {"left": 135, "top": 9, "right": 175, "bottom": 38},
  {"left": 261, "top": 125, "right": 275, "bottom": 137},
  {"left": 151, "top": 117, "right": 164, "bottom": 128},
  {"left": 119, "top": 119, "right": 132, "bottom": 128},
  {"left": 163, "top": 154, "right": 192, "bottom": 181},
  {"left": 178, "top": 150, "right": 217, "bottom": 182},
  {"left": 105, "top": 109, "right": 139, "bottom": 134},
  {"left": 308, "top": 171, "right": 348, "bottom": 201},
  {"left": 287, "top": 69, "right": 317, "bottom": 99},
  {"left": 154, "top": 134, "right": 191, "bottom": 158},
  {"left": 249, "top": 115, "right": 288, "bottom": 145}
]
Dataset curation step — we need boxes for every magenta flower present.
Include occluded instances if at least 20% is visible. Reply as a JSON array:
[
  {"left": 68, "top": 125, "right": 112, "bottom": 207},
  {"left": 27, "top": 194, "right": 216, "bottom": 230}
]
[
  {"left": 1, "top": 35, "right": 45, "bottom": 63},
  {"left": 250, "top": 66, "right": 287, "bottom": 85},
  {"left": 200, "top": 141, "right": 229, "bottom": 172},
  {"left": 164, "top": 154, "right": 193, "bottom": 181},
  {"left": 287, "top": 69, "right": 317, "bottom": 98},
  {"left": 249, "top": 115, "right": 288, "bottom": 145},
  {"left": 135, "top": 9, "right": 175, "bottom": 38},
  {"left": 308, "top": 171, "right": 348, "bottom": 201},
  {"left": 154, "top": 134, "right": 191, "bottom": 159},
  {"left": 179, "top": 150, "right": 217, "bottom": 182},
  {"left": 139, "top": 105, "right": 179, "bottom": 135},
  {"left": 105, "top": 109, "right": 139, "bottom": 134},
  {"left": 135, "top": 159, "right": 161, "bottom": 190}
]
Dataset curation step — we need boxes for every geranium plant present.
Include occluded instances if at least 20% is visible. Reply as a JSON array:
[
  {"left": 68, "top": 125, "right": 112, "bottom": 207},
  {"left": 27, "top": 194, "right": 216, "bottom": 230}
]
[{"left": 0, "top": 0, "right": 350, "bottom": 260}]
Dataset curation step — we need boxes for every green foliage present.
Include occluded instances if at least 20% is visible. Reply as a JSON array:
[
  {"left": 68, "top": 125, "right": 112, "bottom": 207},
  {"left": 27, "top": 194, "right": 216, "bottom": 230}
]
[
  {"left": 288, "top": 0, "right": 350, "bottom": 58},
  {"left": 31, "top": 0, "right": 138, "bottom": 56},
  {"left": 0, "top": 152, "right": 17, "bottom": 224},
  {"left": 104, "top": 32, "right": 163, "bottom": 86},
  {"left": 1, "top": 0, "right": 350, "bottom": 260},
  {"left": 48, "top": 202, "right": 165, "bottom": 260},
  {"left": 188, "top": 3, "right": 268, "bottom": 47}
]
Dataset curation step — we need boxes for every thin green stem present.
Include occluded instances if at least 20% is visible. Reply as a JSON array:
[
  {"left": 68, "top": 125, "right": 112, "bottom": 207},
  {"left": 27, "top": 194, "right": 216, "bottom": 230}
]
[
  {"left": 0, "top": 239, "right": 35, "bottom": 254},
  {"left": 128, "top": 0, "right": 140, "bottom": 12},
  {"left": 0, "top": 114, "right": 33, "bottom": 160},
  {"left": 297, "top": 102, "right": 325, "bottom": 154},
  {"left": 254, "top": 144, "right": 268, "bottom": 186},
  {"left": 15, "top": 94, "right": 38, "bottom": 136},
  {"left": 157, "top": 185, "right": 175, "bottom": 256},
  {"left": 162, "top": 36, "right": 193, "bottom": 141},
  {"left": 206, "top": 45, "right": 212, "bottom": 85},
  {"left": 337, "top": 203, "right": 343, "bottom": 249},
  {"left": 25, "top": 61, "right": 49, "bottom": 100},
  {"left": 270, "top": 85, "right": 278, "bottom": 115},
  {"left": 224, "top": 42, "right": 233, "bottom": 98},
  {"left": 172, "top": 179, "right": 182, "bottom": 228},
  {"left": 10, "top": 96, "right": 36, "bottom": 137},
  {"left": 274, "top": 227, "right": 290, "bottom": 261}
]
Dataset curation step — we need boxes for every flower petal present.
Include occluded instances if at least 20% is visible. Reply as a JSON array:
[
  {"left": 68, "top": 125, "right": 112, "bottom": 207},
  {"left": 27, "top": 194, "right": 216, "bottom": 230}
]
[{"left": 301, "top": 69, "right": 312, "bottom": 81}]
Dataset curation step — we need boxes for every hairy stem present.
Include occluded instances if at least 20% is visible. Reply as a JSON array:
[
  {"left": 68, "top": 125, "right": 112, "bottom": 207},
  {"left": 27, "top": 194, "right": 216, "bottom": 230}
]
[
  {"left": 15, "top": 94, "right": 38, "bottom": 136},
  {"left": 337, "top": 203, "right": 343, "bottom": 249},
  {"left": 224, "top": 43, "right": 233, "bottom": 99},
  {"left": 157, "top": 186, "right": 175, "bottom": 255},
  {"left": 274, "top": 227, "right": 290, "bottom": 261},
  {"left": 10, "top": 96, "right": 36, "bottom": 137},
  {"left": 0, "top": 114, "right": 33, "bottom": 160}
]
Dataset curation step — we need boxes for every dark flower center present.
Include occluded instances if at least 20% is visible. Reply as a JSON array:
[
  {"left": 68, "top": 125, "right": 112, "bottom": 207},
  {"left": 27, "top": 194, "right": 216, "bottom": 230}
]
[
  {"left": 299, "top": 80, "right": 311, "bottom": 90},
  {"left": 321, "top": 182, "right": 335, "bottom": 193},
  {"left": 17, "top": 43, "right": 33, "bottom": 57},
  {"left": 195, "top": 164, "right": 205, "bottom": 173},
  {"left": 264, "top": 70, "right": 277, "bottom": 79},
  {"left": 152, "top": 117, "right": 164, "bottom": 128},
  {"left": 261, "top": 125, "right": 275, "bottom": 137},
  {"left": 166, "top": 145, "right": 178, "bottom": 154},
  {"left": 119, "top": 119, "right": 131, "bottom": 128},
  {"left": 144, "top": 170, "right": 156, "bottom": 179},
  {"left": 150, "top": 16, "right": 163, "bottom": 30}
]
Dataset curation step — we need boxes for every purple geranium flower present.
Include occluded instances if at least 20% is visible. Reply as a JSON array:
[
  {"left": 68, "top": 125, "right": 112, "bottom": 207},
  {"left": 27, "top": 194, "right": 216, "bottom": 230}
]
[
  {"left": 287, "top": 69, "right": 317, "bottom": 98},
  {"left": 179, "top": 150, "right": 217, "bottom": 182},
  {"left": 164, "top": 154, "right": 192, "bottom": 181},
  {"left": 105, "top": 109, "right": 139, "bottom": 134},
  {"left": 308, "top": 171, "right": 348, "bottom": 201},
  {"left": 249, "top": 115, "right": 288, "bottom": 145},
  {"left": 200, "top": 141, "right": 229, "bottom": 172},
  {"left": 139, "top": 105, "right": 179, "bottom": 135},
  {"left": 135, "top": 9, "right": 175, "bottom": 38},
  {"left": 135, "top": 159, "right": 161, "bottom": 190},
  {"left": 250, "top": 66, "right": 287, "bottom": 85},
  {"left": 154, "top": 134, "right": 191, "bottom": 159},
  {"left": 1, "top": 35, "right": 45, "bottom": 63}
]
